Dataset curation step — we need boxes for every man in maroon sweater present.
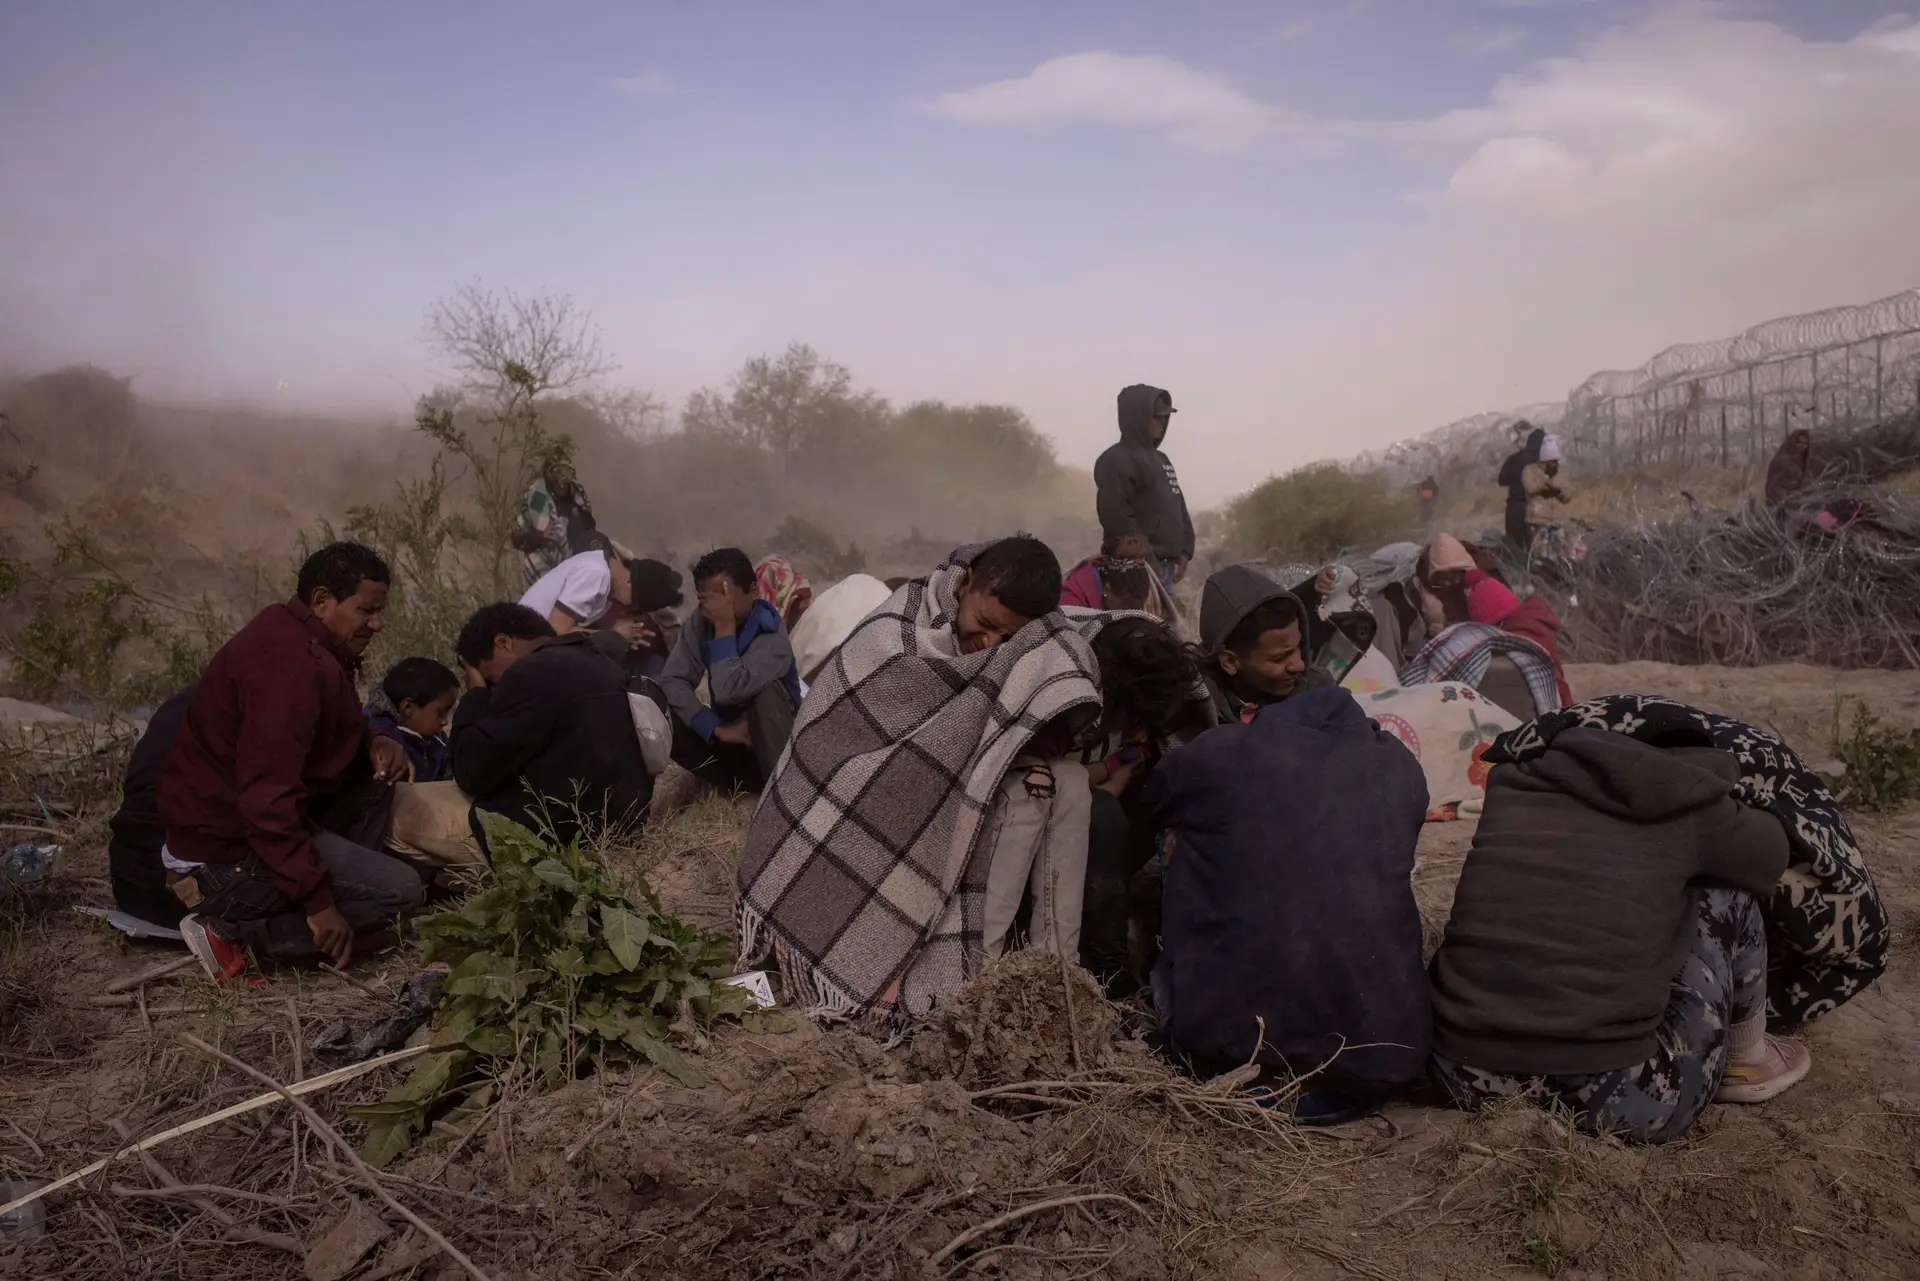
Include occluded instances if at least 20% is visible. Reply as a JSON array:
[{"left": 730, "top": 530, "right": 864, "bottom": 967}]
[{"left": 162, "top": 542, "right": 424, "bottom": 980}]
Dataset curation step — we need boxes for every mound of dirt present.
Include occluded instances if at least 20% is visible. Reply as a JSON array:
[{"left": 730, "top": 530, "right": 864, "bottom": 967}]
[
  {"left": 427, "top": 976, "right": 1185, "bottom": 1280},
  {"left": 905, "top": 950, "right": 1121, "bottom": 1089}
]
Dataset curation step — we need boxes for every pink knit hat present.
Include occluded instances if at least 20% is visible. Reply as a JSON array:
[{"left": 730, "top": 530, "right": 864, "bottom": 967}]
[{"left": 1465, "top": 570, "right": 1520, "bottom": 626}]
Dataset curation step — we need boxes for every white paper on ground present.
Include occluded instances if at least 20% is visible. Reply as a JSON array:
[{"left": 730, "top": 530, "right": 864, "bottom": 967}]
[
  {"left": 74, "top": 906, "right": 184, "bottom": 942},
  {"left": 722, "top": 970, "right": 777, "bottom": 1009}
]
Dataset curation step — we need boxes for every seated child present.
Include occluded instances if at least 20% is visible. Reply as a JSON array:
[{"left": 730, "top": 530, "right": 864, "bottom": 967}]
[
  {"left": 661, "top": 548, "right": 803, "bottom": 794},
  {"left": 365, "top": 657, "right": 460, "bottom": 782}
]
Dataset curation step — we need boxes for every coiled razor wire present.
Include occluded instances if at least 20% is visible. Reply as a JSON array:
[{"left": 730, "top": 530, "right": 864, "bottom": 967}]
[{"left": 1557, "top": 488, "right": 1920, "bottom": 670}]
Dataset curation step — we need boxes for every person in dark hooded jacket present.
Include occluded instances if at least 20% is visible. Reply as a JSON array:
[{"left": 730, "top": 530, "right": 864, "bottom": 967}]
[
  {"left": 1429, "top": 728, "right": 1811, "bottom": 1142},
  {"left": 1145, "top": 684, "right": 1431, "bottom": 1123},
  {"left": 1496, "top": 423, "right": 1546, "bottom": 551},
  {"left": 108, "top": 684, "right": 199, "bottom": 929},
  {"left": 451, "top": 603, "right": 653, "bottom": 850},
  {"left": 1095, "top": 385, "right": 1195, "bottom": 588},
  {"left": 1195, "top": 565, "right": 1331, "bottom": 724}
]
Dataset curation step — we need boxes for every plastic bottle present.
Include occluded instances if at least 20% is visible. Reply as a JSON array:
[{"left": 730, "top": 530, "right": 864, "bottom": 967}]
[
  {"left": 1, "top": 845, "right": 57, "bottom": 887},
  {"left": 0, "top": 1182, "right": 47, "bottom": 1239},
  {"left": 1, "top": 843, "right": 56, "bottom": 888}
]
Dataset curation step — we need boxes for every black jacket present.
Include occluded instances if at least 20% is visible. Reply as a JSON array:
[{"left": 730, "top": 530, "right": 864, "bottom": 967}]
[
  {"left": 1094, "top": 384, "right": 1194, "bottom": 563},
  {"left": 1497, "top": 428, "right": 1547, "bottom": 502},
  {"left": 451, "top": 632, "right": 652, "bottom": 845},
  {"left": 1430, "top": 731, "right": 1789, "bottom": 1076},
  {"left": 109, "top": 684, "right": 198, "bottom": 927},
  {"left": 1145, "top": 685, "right": 1431, "bottom": 1085}
]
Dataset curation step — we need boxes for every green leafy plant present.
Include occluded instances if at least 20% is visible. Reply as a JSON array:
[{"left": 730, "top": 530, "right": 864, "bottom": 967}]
[
  {"left": 1826, "top": 704, "right": 1920, "bottom": 813},
  {"left": 350, "top": 814, "right": 771, "bottom": 1167}
]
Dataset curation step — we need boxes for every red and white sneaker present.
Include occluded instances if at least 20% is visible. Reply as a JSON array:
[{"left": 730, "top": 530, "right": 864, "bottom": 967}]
[{"left": 178, "top": 914, "right": 250, "bottom": 985}]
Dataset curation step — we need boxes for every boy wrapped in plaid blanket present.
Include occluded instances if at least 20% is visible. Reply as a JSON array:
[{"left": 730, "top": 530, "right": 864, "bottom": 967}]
[{"left": 737, "top": 541, "right": 1104, "bottom": 1034}]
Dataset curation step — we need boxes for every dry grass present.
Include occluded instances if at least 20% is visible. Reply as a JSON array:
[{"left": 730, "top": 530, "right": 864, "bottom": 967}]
[{"left": 5, "top": 718, "right": 1920, "bottom": 1279}]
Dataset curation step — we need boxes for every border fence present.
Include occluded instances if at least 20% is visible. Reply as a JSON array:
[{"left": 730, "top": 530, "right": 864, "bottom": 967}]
[{"left": 1359, "top": 289, "right": 1920, "bottom": 484}]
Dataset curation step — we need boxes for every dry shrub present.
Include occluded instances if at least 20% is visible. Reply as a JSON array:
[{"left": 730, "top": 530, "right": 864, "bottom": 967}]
[{"left": 1225, "top": 464, "right": 1422, "bottom": 565}]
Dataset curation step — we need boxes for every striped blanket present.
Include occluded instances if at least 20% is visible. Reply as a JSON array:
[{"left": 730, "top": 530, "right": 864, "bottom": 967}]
[
  {"left": 737, "top": 546, "right": 1103, "bottom": 1033},
  {"left": 1400, "top": 622, "right": 1562, "bottom": 716}
]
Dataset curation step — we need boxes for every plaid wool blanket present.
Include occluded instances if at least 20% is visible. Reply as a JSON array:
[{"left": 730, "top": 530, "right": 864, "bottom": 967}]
[
  {"left": 737, "top": 545, "right": 1105, "bottom": 1032},
  {"left": 1400, "top": 622, "right": 1563, "bottom": 716}
]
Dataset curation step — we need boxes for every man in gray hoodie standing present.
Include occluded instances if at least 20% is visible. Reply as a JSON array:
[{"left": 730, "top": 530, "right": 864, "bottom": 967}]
[{"left": 1095, "top": 385, "right": 1195, "bottom": 589}]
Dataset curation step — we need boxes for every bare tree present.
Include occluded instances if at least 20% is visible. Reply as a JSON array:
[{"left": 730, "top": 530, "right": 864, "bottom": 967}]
[
  {"left": 682, "top": 343, "right": 882, "bottom": 473},
  {"left": 415, "top": 282, "right": 622, "bottom": 597},
  {"left": 424, "top": 279, "right": 617, "bottom": 400},
  {"left": 586, "top": 386, "right": 668, "bottom": 440}
]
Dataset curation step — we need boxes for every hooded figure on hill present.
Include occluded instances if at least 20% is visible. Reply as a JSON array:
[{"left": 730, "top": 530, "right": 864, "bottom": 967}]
[
  {"left": 1496, "top": 423, "right": 1546, "bottom": 551},
  {"left": 1095, "top": 385, "right": 1195, "bottom": 590}
]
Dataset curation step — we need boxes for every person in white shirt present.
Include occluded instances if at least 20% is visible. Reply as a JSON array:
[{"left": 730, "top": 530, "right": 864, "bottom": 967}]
[{"left": 518, "top": 538, "right": 634, "bottom": 634}]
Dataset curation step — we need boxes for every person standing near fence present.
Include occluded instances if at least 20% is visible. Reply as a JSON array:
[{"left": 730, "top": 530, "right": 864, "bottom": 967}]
[{"left": 1496, "top": 423, "right": 1545, "bottom": 551}]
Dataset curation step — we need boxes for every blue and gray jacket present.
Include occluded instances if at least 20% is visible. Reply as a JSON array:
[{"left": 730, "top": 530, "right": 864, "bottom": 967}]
[{"left": 658, "top": 599, "right": 802, "bottom": 741}]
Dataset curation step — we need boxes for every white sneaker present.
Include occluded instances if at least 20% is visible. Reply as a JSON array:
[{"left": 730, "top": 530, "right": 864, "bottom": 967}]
[{"left": 1716, "top": 1034, "right": 1811, "bottom": 1104}]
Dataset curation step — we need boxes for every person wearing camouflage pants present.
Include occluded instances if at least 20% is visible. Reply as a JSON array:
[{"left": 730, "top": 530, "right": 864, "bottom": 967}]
[{"left": 1431, "top": 886, "right": 1765, "bottom": 1143}]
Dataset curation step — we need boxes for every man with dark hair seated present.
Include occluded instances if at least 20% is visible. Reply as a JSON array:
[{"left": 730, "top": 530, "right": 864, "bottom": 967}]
[
  {"left": 661, "top": 547, "right": 802, "bottom": 795},
  {"left": 162, "top": 542, "right": 424, "bottom": 982},
  {"left": 1195, "top": 565, "right": 1330, "bottom": 724},
  {"left": 450, "top": 602, "right": 652, "bottom": 848},
  {"left": 1146, "top": 684, "right": 1431, "bottom": 1125}
]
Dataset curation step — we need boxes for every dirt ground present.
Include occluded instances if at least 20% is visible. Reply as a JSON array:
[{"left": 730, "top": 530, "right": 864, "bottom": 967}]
[{"left": 2, "top": 663, "right": 1917, "bottom": 1279}]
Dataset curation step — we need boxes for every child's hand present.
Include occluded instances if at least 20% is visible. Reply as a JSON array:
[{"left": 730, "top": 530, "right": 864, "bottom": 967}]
[{"left": 700, "top": 581, "right": 737, "bottom": 636}]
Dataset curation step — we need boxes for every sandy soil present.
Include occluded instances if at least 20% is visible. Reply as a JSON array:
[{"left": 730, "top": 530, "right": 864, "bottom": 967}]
[{"left": 2, "top": 662, "right": 1916, "bottom": 1279}]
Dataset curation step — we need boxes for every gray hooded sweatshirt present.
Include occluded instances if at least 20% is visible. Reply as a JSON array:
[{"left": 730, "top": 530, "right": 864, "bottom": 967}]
[
  {"left": 1430, "top": 730, "right": 1790, "bottom": 1076},
  {"left": 1094, "top": 384, "right": 1195, "bottom": 563}
]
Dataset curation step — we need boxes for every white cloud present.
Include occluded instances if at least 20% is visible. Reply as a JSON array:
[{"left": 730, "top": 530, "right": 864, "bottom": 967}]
[
  {"left": 1396, "top": 11, "right": 1920, "bottom": 217},
  {"left": 922, "top": 51, "right": 1292, "bottom": 153},
  {"left": 609, "top": 72, "right": 672, "bottom": 98}
]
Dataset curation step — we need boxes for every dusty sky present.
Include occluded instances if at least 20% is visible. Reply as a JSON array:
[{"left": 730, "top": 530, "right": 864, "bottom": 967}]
[{"left": 3, "top": 1, "right": 1919, "bottom": 504}]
